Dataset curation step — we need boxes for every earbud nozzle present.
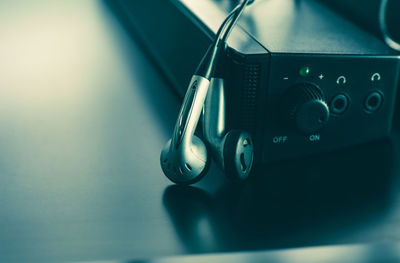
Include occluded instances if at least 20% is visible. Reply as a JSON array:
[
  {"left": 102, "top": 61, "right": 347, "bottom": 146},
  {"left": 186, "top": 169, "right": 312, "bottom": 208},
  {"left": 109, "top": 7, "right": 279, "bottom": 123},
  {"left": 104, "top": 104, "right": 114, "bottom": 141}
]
[{"left": 223, "top": 130, "right": 254, "bottom": 181}]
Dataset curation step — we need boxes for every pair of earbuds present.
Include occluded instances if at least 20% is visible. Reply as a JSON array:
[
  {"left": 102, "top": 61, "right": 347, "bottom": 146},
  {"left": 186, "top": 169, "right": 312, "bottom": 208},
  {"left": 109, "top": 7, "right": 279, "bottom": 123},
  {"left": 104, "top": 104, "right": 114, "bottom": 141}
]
[{"left": 160, "top": 0, "right": 255, "bottom": 185}]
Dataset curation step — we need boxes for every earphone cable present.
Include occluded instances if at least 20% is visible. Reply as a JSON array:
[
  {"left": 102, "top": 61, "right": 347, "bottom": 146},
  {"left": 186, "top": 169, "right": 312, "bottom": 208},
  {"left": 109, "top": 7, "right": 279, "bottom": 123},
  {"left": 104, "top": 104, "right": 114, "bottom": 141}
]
[
  {"left": 196, "top": 0, "right": 251, "bottom": 79},
  {"left": 379, "top": 0, "right": 400, "bottom": 51}
]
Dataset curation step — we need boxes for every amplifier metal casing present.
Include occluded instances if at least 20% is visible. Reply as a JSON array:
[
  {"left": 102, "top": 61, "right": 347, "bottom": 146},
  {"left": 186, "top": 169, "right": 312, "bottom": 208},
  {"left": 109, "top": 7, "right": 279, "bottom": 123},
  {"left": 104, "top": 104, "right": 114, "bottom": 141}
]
[{"left": 110, "top": 0, "right": 400, "bottom": 163}]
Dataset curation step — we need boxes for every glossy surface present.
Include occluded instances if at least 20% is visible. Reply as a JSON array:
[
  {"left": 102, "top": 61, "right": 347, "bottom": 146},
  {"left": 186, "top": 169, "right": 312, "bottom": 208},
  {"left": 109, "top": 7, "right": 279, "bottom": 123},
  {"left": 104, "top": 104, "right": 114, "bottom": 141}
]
[
  {"left": 130, "top": 243, "right": 400, "bottom": 263},
  {"left": 0, "top": 1, "right": 183, "bottom": 261},
  {"left": 1, "top": 1, "right": 400, "bottom": 263},
  {"left": 182, "top": 0, "right": 396, "bottom": 54}
]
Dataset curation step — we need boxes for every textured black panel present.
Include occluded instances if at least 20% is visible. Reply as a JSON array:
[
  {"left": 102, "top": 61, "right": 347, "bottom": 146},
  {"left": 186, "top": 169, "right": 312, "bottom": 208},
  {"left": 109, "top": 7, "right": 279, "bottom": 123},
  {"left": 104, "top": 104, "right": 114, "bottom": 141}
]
[{"left": 240, "top": 63, "right": 261, "bottom": 130}]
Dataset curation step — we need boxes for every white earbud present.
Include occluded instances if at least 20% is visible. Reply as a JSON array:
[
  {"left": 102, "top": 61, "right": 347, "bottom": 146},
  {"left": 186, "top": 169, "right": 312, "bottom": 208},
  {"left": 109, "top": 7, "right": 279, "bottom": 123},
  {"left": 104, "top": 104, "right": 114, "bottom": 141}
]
[{"left": 161, "top": 76, "right": 211, "bottom": 184}]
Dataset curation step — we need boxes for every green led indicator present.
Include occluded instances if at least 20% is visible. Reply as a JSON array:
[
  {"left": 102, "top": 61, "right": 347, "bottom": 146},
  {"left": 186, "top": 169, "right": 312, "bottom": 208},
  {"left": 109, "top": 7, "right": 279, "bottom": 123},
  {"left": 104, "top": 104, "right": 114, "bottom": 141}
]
[{"left": 299, "top": 66, "right": 310, "bottom": 77}]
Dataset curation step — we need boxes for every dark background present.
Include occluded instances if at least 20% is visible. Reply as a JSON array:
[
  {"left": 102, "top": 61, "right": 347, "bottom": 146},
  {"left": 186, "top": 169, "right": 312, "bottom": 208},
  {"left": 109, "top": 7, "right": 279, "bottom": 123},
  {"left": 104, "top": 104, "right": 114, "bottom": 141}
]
[
  {"left": 319, "top": 0, "right": 400, "bottom": 44},
  {"left": 0, "top": 1, "right": 399, "bottom": 262}
]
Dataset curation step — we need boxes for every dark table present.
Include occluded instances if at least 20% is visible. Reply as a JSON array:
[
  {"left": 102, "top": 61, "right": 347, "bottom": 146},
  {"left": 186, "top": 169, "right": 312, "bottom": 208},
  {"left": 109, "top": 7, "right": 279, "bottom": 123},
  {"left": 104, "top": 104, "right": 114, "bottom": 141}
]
[{"left": 1, "top": 1, "right": 400, "bottom": 262}]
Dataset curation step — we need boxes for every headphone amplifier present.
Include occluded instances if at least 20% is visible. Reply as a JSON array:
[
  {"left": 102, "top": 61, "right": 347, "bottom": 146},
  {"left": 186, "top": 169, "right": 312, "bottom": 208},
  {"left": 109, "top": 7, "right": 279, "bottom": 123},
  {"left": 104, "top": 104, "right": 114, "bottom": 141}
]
[{"left": 111, "top": 0, "right": 400, "bottom": 163}]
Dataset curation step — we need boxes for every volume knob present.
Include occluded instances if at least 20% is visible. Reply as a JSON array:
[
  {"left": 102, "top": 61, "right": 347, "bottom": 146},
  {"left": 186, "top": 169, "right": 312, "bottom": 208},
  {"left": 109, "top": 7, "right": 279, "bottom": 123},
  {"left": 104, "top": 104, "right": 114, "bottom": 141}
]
[{"left": 283, "top": 83, "right": 329, "bottom": 134}]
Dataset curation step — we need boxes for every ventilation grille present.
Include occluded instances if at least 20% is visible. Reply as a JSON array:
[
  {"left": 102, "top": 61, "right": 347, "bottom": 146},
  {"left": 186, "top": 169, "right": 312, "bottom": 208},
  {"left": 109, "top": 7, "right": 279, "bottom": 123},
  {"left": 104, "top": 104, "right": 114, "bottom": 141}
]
[{"left": 239, "top": 63, "right": 261, "bottom": 131}]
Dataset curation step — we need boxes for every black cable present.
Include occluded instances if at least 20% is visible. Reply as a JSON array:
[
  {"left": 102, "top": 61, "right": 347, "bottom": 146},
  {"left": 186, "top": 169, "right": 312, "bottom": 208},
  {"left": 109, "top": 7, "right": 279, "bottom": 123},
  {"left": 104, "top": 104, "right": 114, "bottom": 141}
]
[
  {"left": 221, "top": 0, "right": 250, "bottom": 44},
  {"left": 195, "top": 0, "right": 251, "bottom": 79},
  {"left": 214, "top": 3, "right": 243, "bottom": 46}
]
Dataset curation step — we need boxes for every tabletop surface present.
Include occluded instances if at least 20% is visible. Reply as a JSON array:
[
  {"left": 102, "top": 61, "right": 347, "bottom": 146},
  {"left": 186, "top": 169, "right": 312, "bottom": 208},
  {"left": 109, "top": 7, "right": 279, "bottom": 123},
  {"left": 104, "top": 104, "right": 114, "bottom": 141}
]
[{"left": 1, "top": 1, "right": 400, "bottom": 262}]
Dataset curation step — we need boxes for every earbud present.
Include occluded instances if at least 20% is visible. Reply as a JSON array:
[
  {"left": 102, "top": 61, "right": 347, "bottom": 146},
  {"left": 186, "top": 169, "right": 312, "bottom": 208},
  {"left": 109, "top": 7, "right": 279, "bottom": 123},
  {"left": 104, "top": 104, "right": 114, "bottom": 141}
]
[
  {"left": 203, "top": 78, "right": 254, "bottom": 181},
  {"left": 160, "top": 76, "right": 211, "bottom": 185}
]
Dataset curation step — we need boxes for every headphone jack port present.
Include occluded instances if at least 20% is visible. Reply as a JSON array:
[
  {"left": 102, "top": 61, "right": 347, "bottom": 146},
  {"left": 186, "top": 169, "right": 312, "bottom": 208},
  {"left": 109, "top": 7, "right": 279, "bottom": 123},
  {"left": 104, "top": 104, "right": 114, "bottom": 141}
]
[
  {"left": 330, "top": 94, "right": 349, "bottom": 115},
  {"left": 364, "top": 91, "right": 383, "bottom": 113}
]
